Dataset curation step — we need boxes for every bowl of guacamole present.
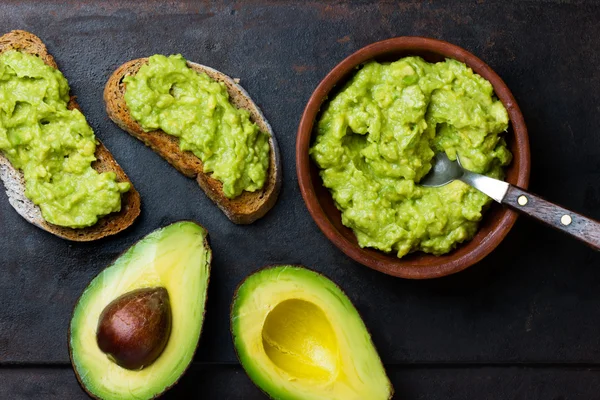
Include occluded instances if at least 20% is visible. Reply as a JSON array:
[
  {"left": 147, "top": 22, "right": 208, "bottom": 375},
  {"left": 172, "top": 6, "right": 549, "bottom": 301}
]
[{"left": 297, "top": 37, "right": 530, "bottom": 279}]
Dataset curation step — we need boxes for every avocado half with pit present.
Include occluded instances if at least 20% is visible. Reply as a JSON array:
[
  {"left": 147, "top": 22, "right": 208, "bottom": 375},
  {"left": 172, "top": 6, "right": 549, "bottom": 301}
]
[
  {"left": 69, "top": 221, "right": 211, "bottom": 399},
  {"left": 231, "top": 265, "right": 393, "bottom": 400}
]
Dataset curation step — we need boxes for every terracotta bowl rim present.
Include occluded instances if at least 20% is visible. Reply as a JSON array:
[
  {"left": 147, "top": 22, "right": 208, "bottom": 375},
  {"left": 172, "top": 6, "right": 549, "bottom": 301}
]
[{"left": 296, "top": 36, "right": 531, "bottom": 279}]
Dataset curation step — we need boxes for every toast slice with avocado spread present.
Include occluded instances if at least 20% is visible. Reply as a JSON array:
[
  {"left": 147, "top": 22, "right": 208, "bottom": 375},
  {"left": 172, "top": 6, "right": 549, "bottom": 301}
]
[
  {"left": 104, "top": 57, "right": 281, "bottom": 224},
  {"left": 0, "top": 30, "right": 140, "bottom": 241}
]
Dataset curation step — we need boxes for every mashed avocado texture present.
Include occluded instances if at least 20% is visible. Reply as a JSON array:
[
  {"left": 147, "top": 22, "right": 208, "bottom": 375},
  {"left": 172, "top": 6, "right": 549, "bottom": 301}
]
[
  {"left": 0, "top": 51, "right": 130, "bottom": 228},
  {"left": 124, "top": 54, "right": 270, "bottom": 199},
  {"left": 311, "top": 57, "right": 512, "bottom": 257}
]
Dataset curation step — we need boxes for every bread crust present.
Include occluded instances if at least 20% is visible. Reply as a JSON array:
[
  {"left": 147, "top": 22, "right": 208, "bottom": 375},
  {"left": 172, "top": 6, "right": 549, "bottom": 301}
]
[
  {"left": 104, "top": 58, "right": 281, "bottom": 224},
  {"left": 0, "top": 30, "right": 140, "bottom": 241}
]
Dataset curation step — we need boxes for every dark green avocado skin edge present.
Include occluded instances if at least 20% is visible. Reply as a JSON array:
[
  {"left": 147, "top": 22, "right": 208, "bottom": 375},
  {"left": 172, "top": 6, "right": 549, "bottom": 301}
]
[
  {"left": 229, "top": 264, "right": 394, "bottom": 400},
  {"left": 67, "top": 220, "right": 213, "bottom": 400}
]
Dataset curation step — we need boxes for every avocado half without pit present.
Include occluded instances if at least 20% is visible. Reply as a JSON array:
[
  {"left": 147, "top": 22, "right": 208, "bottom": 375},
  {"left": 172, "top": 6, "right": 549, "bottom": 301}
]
[
  {"left": 231, "top": 265, "right": 393, "bottom": 400},
  {"left": 69, "top": 221, "right": 212, "bottom": 400}
]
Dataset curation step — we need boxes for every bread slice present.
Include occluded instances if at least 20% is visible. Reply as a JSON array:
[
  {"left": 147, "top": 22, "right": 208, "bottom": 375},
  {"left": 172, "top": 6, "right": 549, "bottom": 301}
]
[
  {"left": 0, "top": 30, "right": 140, "bottom": 241},
  {"left": 104, "top": 58, "right": 281, "bottom": 224}
]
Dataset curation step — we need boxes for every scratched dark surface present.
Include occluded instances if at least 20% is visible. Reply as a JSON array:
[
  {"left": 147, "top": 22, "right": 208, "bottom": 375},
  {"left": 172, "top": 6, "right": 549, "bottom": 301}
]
[{"left": 1, "top": 1, "right": 600, "bottom": 399}]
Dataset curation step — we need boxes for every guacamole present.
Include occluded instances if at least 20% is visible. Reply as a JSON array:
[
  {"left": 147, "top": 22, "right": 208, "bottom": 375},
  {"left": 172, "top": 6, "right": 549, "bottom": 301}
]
[
  {"left": 311, "top": 57, "right": 512, "bottom": 257},
  {"left": 124, "top": 54, "right": 270, "bottom": 199},
  {"left": 0, "top": 51, "right": 130, "bottom": 228}
]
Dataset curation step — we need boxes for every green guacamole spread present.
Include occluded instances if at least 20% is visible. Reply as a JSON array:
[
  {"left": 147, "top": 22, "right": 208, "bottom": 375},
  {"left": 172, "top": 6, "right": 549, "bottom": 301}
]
[
  {"left": 311, "top": 57, "right": 512, "bottom": 257},
  {"left": 0, "top": 51, "right": 130, "bottom": 228},
  {"left": 124, "top": 54, "right": 270, "bottom": 199}
]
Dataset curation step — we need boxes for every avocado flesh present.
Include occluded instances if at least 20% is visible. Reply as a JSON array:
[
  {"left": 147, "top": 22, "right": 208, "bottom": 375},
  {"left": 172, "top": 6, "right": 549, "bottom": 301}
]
[
  {"left": 69, "top": 221, "right": 211, "bottom": 400},
  {"left": 231, "top": 266, "right": 392, "bottom": 400}
]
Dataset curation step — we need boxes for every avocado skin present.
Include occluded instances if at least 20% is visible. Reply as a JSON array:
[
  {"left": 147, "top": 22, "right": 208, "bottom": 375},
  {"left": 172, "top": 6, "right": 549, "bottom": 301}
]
[
  {"left": 230, "top": 265, "right": 393, "bottom": 400},
  {"left": 68, "top": 221, "right": 212, "bottom": 400}
]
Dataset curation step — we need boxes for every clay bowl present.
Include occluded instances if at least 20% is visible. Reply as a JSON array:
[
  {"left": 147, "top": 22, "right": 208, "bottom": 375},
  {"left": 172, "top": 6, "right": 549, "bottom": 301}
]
[{"left": 296, "top": 37, "right": 530, "bottom": 279}]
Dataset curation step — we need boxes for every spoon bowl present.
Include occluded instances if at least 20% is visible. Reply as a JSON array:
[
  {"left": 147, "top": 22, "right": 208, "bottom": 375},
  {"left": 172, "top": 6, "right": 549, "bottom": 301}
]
[
  {"left": 419, "top": 153, "right": 465, "bottom": 188},
  {"left": 420, "top": 153, "right": 510, "bottom": 203}
]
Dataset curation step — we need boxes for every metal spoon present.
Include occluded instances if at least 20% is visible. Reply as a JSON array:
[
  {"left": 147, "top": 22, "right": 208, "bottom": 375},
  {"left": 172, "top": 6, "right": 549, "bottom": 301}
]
[{"left": 420, "top": 152, "right": 600, "bottom": 250}]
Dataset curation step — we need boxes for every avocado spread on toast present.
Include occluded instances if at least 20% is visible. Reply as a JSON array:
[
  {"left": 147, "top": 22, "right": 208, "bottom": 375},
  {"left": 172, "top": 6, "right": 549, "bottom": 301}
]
[
  {"left": 0, "top": 50, "right": 130, "bottom": 228},
  {"left": 124, "top": 54, "right": 270, "bottom": 199}
]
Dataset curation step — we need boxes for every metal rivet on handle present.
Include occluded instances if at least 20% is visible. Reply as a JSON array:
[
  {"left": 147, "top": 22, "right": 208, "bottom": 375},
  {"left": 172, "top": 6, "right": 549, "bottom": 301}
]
[
  {"left": 561, "top": 215, "right": 572, "bottom": 226},
  {"left": 517, "top": 195, "right": 528, "bottom": 206}
]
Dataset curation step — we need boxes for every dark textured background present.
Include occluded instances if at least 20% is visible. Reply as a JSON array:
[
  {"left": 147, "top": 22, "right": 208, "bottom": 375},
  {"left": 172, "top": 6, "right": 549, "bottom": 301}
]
[{"left": 1, "top": 1, "right": 600, "bottom": 398}]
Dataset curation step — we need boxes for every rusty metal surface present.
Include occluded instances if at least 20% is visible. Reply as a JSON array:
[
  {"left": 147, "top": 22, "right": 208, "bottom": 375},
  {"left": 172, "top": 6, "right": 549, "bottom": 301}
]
[{"left": 1, "top": 0, "right": 600, "bottom": 398}]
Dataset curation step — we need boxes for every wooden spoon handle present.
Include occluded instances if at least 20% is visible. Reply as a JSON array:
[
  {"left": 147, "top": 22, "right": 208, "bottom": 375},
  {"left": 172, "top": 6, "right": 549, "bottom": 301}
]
[{"left": 503, "top": 185, "right": 600, "bottom": 250}]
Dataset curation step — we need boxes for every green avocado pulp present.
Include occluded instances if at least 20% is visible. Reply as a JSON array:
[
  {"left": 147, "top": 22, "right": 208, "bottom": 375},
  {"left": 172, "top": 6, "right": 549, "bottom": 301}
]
[
  {"left": 311, "top": 57, "right": 512, "bottom": 257},
  {"left": 231, "top": 266, "right": 392, "bottom": 399},
  {"left": 0, "top": 51, "right": 130, "bottom": 228},
  {"left": 124, "top": 54, "right": 270, "bottom": 199},
  {"left": 70, "top": 221, "right": 211, "bottom": 400}
]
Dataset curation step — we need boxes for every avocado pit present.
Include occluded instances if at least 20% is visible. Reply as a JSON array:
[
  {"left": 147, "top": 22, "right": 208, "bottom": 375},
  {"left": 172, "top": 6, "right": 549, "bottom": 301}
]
[{"left": 97, "top": 287, "right": 172, "bottom": 370}]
